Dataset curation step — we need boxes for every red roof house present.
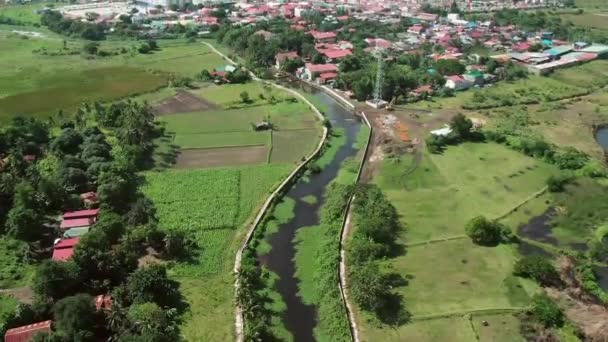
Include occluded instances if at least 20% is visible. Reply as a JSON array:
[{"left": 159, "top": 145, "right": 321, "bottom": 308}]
[
  {"left": 308, "top": 30, "right": 336, "bottom": 43},
  {"left": 322, "top": 49, "right": 352, "bottom": 60},
  {"left": 4, "top": 321, "right": 51, "bottom": 342},
  {"left": 52, "top": 237, "right": 79, "bottom": 262},
  {"left": 60, "top": 217, "right": 93, "bottom": 230},
  {"left": 303, "top": 63, "right": 338, "bottom": 82},
  {"left": 63, "top": 209, "right": 99, "bottom": 220}
]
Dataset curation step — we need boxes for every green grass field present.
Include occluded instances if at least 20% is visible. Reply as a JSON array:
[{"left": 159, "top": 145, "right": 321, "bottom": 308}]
[
  {"left": 0, "top": 238, "right": 34, "bottom": 289},
  {"left": 551, "top": 60, "right": 608, "bottom": 89},
  {"left": 561, "top": 12, "right": 608, "bottom": 29},
  {"left": 0, "top": 2, "right": 48, "bottom": 24},
  {"left": 127, "top": 42, "right": 225, "bottom": 76},
  {"left": 143, "top": 164, "right": 292, "bottom": 341},
  {"left": 376, "top": 143, "right": 558, "bottom": 242},
  {"left": 354, "top": 142, "right": 556, "bottom": 341}
]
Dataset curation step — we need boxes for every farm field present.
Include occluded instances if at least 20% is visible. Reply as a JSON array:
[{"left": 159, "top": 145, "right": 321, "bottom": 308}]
[
  {"left": 353, "top": 142, "right": 557, "bottom": 341},
  {"left": 142, "top": 164, "right": 293, "bottom": 341},
  {"left": 561, "top": 13, "right": 608, "bottom": 29},
  {"left": 127, "top": 42, "right": 225, "bottom": 76},
  {"left": 154, "top": 84, "right": 322, "bottom": 168}
]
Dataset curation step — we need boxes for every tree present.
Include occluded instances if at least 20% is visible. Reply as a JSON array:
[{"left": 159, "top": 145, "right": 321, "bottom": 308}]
[
  {"left": 485, "top": 59, "right": 498, "bottom": 74},
  {"left": 126, "top": 265, "right": 177, "bottom": 307},
  {"left": 339, "top": 54, "right": 362, "bottom": 73},
  {"left": 5, "top": 182, "right": 44, "bottom": 241},
  {"left": 449, "top": 113, "right": 473, "bottom": 140},
  {"left": 450, "top": 1, "right": 460, "bottom": 14},
  {"left": 531, "top": 294, "right": 564, "bottom": 327},
  {"left": 312, "top": 52, "right": 325, "bottom": 64},
  {"left": 240, "top": 91, "right": 250, "bottom": 103},
  {"left": 283, "top": 57, "right": 304, "bottom": 73},
  {"left": 32, "top": 260, "right": 81, "bottom": 302},
  {"left": 126, "top": 197, "right": 157, "bottom": 226},
  {"left": 349, "top": 263, "right": 390, "bottom": 312},
  {"left": 546, "top": 175, "right": 570, "bottom": 192},
  {"left": 465, "top": 216, "right": 510, "bottom": 245},
  {"left": 53, "top": 294, "right": 97, "bottom": 341},
  {"left": 514, "top": 256, "right": 560, "bottom": 287},
  {"left": 127, "top": 302, "right": 169, "bottom": 335},
  {"left": 436, "top": 59, "right": 465, "bottom": 76},
  {"left": 83, "top": 42, "right": 99, "bottom": 55},
  {"left": 51, "top": 128, "right": 83, "bottom": 155}
]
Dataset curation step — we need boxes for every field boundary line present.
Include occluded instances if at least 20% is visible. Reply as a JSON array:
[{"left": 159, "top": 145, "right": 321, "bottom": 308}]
[
  {"left": 405, "top": 235, "right": 468, "bottom": 247},
  {"left": 495, "top": 186, "right": 548, "bottom": 221},
  {"left": 202, "top": 41, "right": 330, "bottom": 342},
  {"left": 180, "top": 144, "right": 266, "bottom": 151},
  {"left": 411, "top": 307, "right": 525, "bottom": 322}
]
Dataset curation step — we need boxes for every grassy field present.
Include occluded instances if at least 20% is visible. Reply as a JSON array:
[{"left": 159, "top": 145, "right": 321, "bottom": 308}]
[
  {"left": 551, "top": 60, "right": 608, "bottom": 89},
  {"left": 0, "top": 238, "right": 35, "bottom": 289},
  {"left": 575, "top": 0, "right": 608, "bottom": 10},
  {"left": 353, "top": 142, "right": 557, "bottom": 341},
  {"left": 402, "top": 76, "right": 588, "bottom": 111},
  {"left": 375, "top": 143, "right": 558, "bottom": 242},
  {"left": 0, "top": 2, "right": 48, "bottom": 24},
  {"left": 143, "top": 164, "right": 292, "bottom": 341},
  {"left": 561, "top": 12, "right": 608, "bottom": 29},
  {"left": 127, "top": 42, "right": 225, "bottom": 76}
]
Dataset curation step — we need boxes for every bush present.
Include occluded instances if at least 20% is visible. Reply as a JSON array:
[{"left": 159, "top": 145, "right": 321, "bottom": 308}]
[
  {"left": 465, "top": 216, "right": 511, "bottom": 246},
  {"left": 546, "top": 174, "right": 571, "bottom": 192},
  {"left": 530, "top": 294, "right": 564, "bottom": 327},
  {"left": 514, "top": 255, "right": 560, "bottom": 287}
]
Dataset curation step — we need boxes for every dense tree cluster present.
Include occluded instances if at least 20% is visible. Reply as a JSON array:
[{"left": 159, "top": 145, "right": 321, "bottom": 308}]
[
  {"left": 348, "top": 185, "right": 408, "bottom": 324},
  {"left": 41, "top": 10, "right": 106, "bottom": 41},
  {"left": 0, "top": 100, "right": 190, "bottom": 340}
]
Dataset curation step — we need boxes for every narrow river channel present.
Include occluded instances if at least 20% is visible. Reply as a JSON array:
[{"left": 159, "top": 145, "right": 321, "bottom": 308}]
[{"left": 258, "top": 82, "right": 361, "bottom": 342}]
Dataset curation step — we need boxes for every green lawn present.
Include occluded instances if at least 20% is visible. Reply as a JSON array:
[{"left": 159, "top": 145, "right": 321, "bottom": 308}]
[
  {"left": 358, "top": 316, "right": 476, "bottom": 342},
  {"left": 376, "top": 143, "right": 558, "bottom": 242}
]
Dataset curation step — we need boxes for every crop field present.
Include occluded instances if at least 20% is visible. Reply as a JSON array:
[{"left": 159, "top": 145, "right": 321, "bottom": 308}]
[
  {"left": 154, "top": 90, "right": 321, "bottom": 168},
  {"left": 376, "top": 143, "right": 558, "bottom": 242},
  {"left": 575, "top": 0, "right": 608, "bottom": 10},
  {"left": 143, "top": 164, "right": 292, "bottom": 341}
]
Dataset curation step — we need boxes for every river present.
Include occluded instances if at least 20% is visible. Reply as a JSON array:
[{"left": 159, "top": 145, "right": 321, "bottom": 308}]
[{"left": 258, "top": 83, "right": 361, "bottom": 342}]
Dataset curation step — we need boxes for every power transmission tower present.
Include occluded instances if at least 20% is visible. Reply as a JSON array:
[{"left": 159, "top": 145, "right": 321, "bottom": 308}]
[{"left": 373, "top": 46, "right": 384, "bottom": 104}]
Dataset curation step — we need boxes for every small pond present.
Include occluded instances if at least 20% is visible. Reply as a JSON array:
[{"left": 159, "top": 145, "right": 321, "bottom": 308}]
[{"left": 594, "top": 127, "right": 608, "bottom": 151}]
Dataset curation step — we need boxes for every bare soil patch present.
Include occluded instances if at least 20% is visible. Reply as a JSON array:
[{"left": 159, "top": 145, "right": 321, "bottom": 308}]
[
  {"left": 153, "top": 90, "right": 216, "bottom": 115},
  {"left": 175, "top": 145, "right": 268, "bottom": 168},
  {"left": 0, "top": 287, "right": 33, "bottom": 304}
]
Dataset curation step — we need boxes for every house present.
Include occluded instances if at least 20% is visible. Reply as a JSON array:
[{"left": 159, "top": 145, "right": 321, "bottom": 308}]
[
  {"left": 409, "top": 84, "right": 433, "bottom": 99},
  {"left": 407, "top": 24, "right": 424, "bottom": 35},
  {"left": 52, "top": 238, "right": 79, "bottom": 262},
  {"left": 317, "top": 72, "right": 337, "bottom": 85},
  {"left": 79, "top": 192, "right": 99, "bottom": 208},
  {"left": 60, "top": 217, "right": 93, "bottom": 230},
  {"left": 275, "top": 51, "right": 299, "bottom": 69},
  {"left": 63, "top": 209, "right": 99, "bottom": 221},
  {"left": 4, "top": 321, "right": 51, "bottom": 342},
  {"left": 303, "top": 63, "right": 338, "bottom": 81},
  {"left": 308, "top": 30, "right": 336, "bottom": 43},
  {"left": 463, "top": 70, "right": 484, "bottom": 85},
  {"left": 445, "top": 75, "right": 472, "bottom": 91},
  {"left": 321, "top": 49, "right": 352, "bottom": 62},
  {"left": 63, "top": 226, "right": 90, "bottom": 238}
]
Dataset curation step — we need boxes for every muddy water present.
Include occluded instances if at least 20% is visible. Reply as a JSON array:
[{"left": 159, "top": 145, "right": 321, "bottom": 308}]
[
  {"left": 593, "top": 266, "right": 608, "bottom": 292},
  {"left": 258, "top": 83, "right": 361, "bottom": 342},
  {"left": 595, "top": 127, "right": 608, "bottom": 151}
]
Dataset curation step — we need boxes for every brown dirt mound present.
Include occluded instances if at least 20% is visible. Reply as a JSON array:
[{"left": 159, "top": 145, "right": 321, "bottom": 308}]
[
  {"left": 175, "top": 145, "right": 268, "bottom": 168},
  {"left": 153, "top": 90, "right": 216, "bottom": 115}
]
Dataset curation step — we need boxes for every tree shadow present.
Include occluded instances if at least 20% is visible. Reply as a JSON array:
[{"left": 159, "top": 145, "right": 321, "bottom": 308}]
[{"left": 375, "top": 292, "right": 411, "bottom": 326}]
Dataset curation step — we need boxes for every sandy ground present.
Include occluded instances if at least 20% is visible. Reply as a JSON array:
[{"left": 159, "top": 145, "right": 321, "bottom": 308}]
[{"left": 175, "top": 145, "right": 268, "bottom": 168}]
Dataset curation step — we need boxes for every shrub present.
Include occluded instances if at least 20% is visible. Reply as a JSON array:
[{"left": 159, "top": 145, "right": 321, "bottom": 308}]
[
  {"left": 514, "top": 255, "right": 560, "bottom": 286},
  {"left": 546, "top": 174, "right": 571, "bottom": 192},
  {"left": 530, "top": 294, "right": 564, "bottom": 327},
  {"left": 465, "top": 216, "right": 511, "bottom": 245}
]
